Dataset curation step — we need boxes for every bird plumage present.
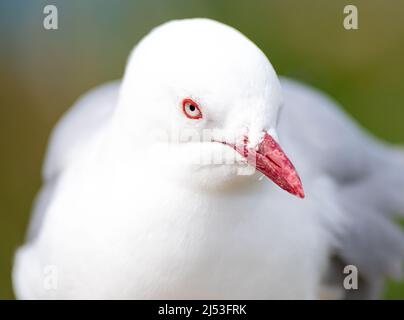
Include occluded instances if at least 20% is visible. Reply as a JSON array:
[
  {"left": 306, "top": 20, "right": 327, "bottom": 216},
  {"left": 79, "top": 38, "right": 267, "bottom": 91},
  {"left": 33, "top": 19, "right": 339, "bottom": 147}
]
[{"left": 13, "top": 18, "right": 404, "bottom": 299}]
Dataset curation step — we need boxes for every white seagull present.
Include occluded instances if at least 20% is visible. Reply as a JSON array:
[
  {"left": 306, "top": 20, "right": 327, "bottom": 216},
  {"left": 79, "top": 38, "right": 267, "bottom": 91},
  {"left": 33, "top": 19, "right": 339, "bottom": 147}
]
[{"left": 13, "top": 18, "right": 404, "bottom": 299}]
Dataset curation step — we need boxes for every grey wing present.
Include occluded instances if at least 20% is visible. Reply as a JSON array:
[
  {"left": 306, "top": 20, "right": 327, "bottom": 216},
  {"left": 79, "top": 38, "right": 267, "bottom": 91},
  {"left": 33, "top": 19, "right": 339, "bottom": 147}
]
[
  {"left": 26, "top": 81, "right": 121, "bottom": 241},
  {"left": 279, "top": 77, "right": 404, "bottom": 299}
]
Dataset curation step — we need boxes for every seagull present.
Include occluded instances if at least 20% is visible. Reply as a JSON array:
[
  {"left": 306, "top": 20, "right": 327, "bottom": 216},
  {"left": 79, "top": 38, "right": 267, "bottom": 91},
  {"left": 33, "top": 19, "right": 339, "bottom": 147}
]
[{"left": 13, "top": 18, "right": 404, "bottom": 299}]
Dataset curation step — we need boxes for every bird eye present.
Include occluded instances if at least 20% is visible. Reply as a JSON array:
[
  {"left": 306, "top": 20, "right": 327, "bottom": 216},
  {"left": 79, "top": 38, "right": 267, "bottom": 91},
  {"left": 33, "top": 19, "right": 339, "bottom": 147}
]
[{"left": 182, "top": 98, "right": 202, "bottom": 120}]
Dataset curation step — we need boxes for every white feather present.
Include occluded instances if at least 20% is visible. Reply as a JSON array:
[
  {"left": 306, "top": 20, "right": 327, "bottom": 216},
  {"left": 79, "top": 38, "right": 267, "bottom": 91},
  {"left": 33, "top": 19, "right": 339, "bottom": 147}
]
[{"left": 13, "top": 18, "right": 404, "bottom": 299}]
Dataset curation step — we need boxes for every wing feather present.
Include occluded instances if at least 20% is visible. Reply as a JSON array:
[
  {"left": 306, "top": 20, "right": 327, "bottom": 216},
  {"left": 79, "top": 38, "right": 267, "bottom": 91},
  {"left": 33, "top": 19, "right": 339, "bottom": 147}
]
[{"left": 280, "top": 77, "right": 404, "bottom": 298}]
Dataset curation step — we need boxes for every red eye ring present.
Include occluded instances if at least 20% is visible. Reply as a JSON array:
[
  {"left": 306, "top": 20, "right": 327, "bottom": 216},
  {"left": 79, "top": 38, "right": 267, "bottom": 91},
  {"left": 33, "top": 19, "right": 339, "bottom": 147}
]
[{"left": 182, "top": 98, "right": 202, "bottom": 120}]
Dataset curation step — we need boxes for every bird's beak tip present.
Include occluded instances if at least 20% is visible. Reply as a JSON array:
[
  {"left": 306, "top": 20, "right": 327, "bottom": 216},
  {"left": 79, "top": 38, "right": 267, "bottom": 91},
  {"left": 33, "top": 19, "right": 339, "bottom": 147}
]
[
  {"left": 294, "top": 186, "right": 305, "bottom": 199},
  {"left": 236, "top": 132, "right": 305, "bottom": 199}
]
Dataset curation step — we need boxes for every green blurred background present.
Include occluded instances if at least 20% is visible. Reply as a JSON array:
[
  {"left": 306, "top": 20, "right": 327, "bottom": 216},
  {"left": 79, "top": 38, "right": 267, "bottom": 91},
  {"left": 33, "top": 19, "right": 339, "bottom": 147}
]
[{"left": 1, "top": 0, "right": 404, "bottom": 299}]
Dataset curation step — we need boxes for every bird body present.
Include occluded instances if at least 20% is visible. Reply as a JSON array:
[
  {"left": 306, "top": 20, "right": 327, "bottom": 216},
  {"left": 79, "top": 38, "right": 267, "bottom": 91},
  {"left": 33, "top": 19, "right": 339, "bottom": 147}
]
[{"left": 13, "top": 19, "right": 404, "bottom": 299}]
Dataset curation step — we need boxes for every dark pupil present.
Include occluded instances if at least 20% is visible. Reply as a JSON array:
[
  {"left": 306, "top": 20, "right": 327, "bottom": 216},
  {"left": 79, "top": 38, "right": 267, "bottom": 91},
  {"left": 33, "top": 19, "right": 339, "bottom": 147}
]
[{"left": 189, "top": 105, "right": 196, "bottom": 112}]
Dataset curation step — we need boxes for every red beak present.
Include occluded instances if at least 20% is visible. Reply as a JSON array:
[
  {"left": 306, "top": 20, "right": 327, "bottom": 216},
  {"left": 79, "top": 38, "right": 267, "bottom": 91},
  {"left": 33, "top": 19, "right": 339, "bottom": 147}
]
[{"left": 234, "top": 133, "right": 305, "bottom": 198}]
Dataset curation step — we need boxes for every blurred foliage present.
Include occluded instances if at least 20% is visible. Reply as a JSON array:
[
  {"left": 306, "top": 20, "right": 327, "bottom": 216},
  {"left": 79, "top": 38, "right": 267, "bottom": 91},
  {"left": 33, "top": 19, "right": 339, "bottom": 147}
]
[{"left": 1, "top": 0, "right": 404, "bottom": 299}]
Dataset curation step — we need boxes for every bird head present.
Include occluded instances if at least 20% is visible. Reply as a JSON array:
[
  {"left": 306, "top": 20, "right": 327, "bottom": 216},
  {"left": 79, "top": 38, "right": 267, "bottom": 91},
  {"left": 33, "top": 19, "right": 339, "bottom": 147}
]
[{"left": 115, "top": 18, "right": 304, "bottom": 198}]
